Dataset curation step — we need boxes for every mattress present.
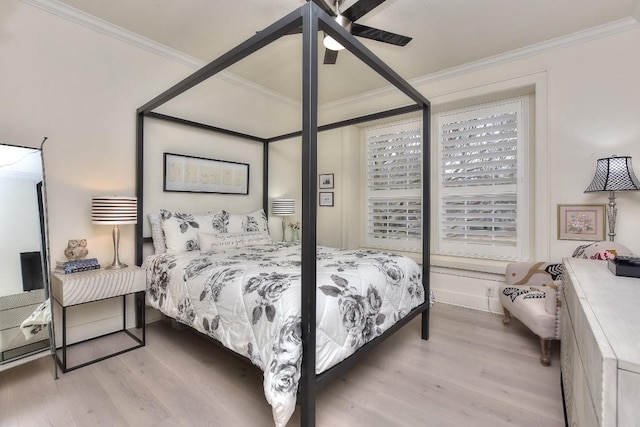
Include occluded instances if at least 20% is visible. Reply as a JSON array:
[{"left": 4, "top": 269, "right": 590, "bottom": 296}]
[{"left": 145, "top": 242, "right": 426, "bottom": 427}]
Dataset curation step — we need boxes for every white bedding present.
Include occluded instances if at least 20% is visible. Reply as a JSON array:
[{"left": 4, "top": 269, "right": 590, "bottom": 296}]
[{"left": 145, "top": 242, "right": 426, "bottom": 426}]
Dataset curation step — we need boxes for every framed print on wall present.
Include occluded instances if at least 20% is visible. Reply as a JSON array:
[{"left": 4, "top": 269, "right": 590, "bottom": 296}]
[
  {"left": 557, "top": 204, "right": 606, "bottom": 241},
  {"left": 319, "top": 173, "right": 334, "bottom": 189},
  {"left": 163, "top": 152, "right": 249, "bottom": 195},
  {"left": 319, "top": 192, "right": 334, "bottom": 207}
]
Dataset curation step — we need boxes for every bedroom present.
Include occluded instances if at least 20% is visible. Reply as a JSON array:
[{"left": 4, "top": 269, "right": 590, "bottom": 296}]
[{"left": 1, "top": 0, "right": 639, "bottom": 425}]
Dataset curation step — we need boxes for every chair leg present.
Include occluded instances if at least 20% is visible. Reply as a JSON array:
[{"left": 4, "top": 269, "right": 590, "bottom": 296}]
[
  {"left": 540, "top": 338, "right": 552, "bottom": 366},
  {"left": 502, "top": 307, "right": 512, "bottom": 325}
]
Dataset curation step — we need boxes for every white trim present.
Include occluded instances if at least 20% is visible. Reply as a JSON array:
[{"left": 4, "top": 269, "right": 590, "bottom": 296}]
[
  {"left": 20, "top": 0, "right": 300, "bottom": 109},
  {"left": 322, "top": 17, "right": 639, "bottom": 111}
]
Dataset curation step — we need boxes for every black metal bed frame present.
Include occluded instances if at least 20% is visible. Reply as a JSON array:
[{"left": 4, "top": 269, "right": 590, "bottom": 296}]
[{"left": 134, "top": 3, "right": 430, "bottom": 426}]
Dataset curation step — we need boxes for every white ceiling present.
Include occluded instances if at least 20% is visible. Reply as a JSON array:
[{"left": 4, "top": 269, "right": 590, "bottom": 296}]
[{"left": 54, "top": 0, "right": 639, "bottom": 107}]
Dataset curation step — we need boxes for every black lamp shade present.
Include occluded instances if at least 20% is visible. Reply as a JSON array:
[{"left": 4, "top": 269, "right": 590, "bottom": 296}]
[{"left": 584, "top": 156, "right": 640, "bottom": 193}]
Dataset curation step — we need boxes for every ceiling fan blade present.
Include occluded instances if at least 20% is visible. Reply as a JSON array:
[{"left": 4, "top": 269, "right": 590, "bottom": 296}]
[
  {"left": 343, "top": 0, "right": 387, "bottom": 22},
  {"left": 307, "top": 0, "right": 336, "bottom": 17},
  {"left": 323, "top": 48, "right": 338, "bottom": 64},
  {"left": 351, "top": 23, "right": 412, "bottom": 46}
]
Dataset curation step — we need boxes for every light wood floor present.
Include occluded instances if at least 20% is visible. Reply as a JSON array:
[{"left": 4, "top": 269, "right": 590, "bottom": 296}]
[{"left": 0, "top": 303, "right": 564, "bottom": 427}]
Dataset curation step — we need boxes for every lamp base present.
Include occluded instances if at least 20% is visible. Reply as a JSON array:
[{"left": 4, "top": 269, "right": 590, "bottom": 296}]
[{"left": 106, "top": 262, "right": 128, "bottom": 270}]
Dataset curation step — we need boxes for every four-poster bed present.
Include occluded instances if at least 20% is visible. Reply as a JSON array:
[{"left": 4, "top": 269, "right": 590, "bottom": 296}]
[{"left": 135, "top": 2, "right": 431, "bottom": 426}]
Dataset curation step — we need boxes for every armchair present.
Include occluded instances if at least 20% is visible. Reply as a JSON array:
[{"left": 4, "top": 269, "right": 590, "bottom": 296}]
[{"left": 500, "top": 241, "right": 632, "bottom": 366}]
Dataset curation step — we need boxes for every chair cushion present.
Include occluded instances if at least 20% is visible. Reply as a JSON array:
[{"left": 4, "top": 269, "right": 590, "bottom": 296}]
[{"left": 499, "top": 284, "right": 558, "bottom": 339}]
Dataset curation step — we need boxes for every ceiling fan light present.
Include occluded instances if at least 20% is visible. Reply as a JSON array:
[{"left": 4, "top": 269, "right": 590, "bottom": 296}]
[{"left": 323, "top": 34, "right": 345, "bottom": 51}]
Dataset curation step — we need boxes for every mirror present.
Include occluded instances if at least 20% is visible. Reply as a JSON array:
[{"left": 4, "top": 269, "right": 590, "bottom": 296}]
[{"left": 0, "top": 143, "right": 52, "bottom": 369}]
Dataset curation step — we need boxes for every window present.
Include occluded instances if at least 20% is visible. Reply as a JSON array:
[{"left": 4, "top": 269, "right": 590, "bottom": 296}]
[
  {"left": 364, "top": 120, "right": 422, "bottom": 251},
  {"left": 434, "top": 97, "right": 530, "bottom": 260}
]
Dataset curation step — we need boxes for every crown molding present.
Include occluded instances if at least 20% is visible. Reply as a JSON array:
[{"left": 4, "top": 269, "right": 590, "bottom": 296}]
[
  {"left": 322, "top": 17, "right": 640, "bottom": 111},
  {"left": 20, "top": 0, "right": 300, "bottom": 109}
]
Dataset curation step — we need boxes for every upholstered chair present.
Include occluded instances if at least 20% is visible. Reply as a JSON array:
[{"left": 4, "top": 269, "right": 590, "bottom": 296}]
[{"left": 500, "top": 241, "right": 633, "bottom": 366}]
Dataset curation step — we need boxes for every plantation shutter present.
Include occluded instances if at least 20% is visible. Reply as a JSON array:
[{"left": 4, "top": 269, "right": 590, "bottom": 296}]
[
  {"left": 436, "top": 98, "right": 528, "bottom": 259},
  {"left": 365, "top": 121, "right": 422, "bottom": 251}
]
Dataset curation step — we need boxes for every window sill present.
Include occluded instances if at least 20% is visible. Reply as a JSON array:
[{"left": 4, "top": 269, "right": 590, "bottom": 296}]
[{"left": 430, "top": 254, "right": 508, "bottom": 275}]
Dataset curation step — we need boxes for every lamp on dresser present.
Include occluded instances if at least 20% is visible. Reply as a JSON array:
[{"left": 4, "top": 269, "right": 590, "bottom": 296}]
[
  {"left": 272, "top": 198, "right": 295, "bottom": 242},
  {"left": 584, "top": 155, "right": 640, "bottom": 242},
  {"left": 91, "top": 196, "right": 137, "bottom": 269}
]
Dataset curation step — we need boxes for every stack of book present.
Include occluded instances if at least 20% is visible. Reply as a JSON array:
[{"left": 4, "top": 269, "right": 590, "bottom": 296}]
[{"left": 55, "top": 258, "right": 100, "bottom": 274}]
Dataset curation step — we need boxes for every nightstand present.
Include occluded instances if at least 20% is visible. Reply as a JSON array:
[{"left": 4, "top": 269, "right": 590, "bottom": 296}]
[{"left": 51, "top": 266, "right": 146, "bottom": 372}]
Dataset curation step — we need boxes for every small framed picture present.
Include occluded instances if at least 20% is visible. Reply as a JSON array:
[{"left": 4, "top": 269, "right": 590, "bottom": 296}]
[
  {"left": 319, "top": 173, "right": 334, "bottom": 189},
  {"left": 319, "top": 192, "right": 334, "bottom": 207},
  {"left": 557, "top": 204, "right": 606, "bottom": 241}
]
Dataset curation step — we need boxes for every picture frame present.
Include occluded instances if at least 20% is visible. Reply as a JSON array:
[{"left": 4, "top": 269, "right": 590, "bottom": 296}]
[
  {"left": 319, "top": 192, "right": 334, "bottom": 207},
  {"left": 163, "top": 152, "right": 249, "bottom": 195},
  {"left": 319, "top": 173, "right": 334, "bottom": 189},
  {"left": 557, "top": 204, "right": 606, "bottom": 241}
]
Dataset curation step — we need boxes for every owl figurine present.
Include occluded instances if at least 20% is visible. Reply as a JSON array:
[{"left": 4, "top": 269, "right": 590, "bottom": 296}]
[{"left": 64, "top": 239, "right": 89, "bottom": 261}]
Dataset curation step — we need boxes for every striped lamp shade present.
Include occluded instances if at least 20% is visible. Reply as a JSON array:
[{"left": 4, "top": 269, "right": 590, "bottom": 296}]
[
  {"left": 91, "top": 196, "right": 137, "bottom": 224},
  {"left": 272, "top": 199, "right": 295, "bottom": 216}
]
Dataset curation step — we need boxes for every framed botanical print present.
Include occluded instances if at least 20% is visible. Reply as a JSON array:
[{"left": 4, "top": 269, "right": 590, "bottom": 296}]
[{"left": 557, "top": 204, "right": 606, "bottom": 241}]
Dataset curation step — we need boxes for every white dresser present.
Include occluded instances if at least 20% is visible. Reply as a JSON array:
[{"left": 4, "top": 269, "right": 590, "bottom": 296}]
[{"left": 561, "top": 258, "right": 640, "bottom": 427}]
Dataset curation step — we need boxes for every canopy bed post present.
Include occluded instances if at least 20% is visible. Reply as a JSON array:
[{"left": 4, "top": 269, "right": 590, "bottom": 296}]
[
  {"left": 299, "top": 4, "right": 319, "bottom": 425},
  {"left": 135, "top": 112, "right": 145, "bottom": 267},
  {"left": 263, "top": 142, "right": 269, "bottom": 215},
  {"left": 421, "top": 104, "right": 431, "bottom": 340}
]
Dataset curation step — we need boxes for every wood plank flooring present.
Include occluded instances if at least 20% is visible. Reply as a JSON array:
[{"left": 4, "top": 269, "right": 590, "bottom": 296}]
[{"left": 0, "top": 303, "right": 564, "bottom": 426}]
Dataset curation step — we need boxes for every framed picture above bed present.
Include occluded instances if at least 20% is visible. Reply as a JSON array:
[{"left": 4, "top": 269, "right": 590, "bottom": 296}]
[{"left": 163, "top": 152, "right": 249, "bottom": 195}]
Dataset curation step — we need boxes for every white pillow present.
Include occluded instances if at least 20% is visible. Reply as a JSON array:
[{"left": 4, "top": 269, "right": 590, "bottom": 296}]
[
  {"left": 148, "top": 213, "right": 166, "bottom": 254},
  {"left": 198, "top": 231, "right": 272, "bottom": 250},
  {"left": 160, "top": 209, "right": 217, "bottom": 253},
  {"left": 227, "top": 209, "right": 269, "bottom": 234}
]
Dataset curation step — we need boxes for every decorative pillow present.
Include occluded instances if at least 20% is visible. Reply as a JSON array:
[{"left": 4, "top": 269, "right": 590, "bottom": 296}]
[
  {"left": 572, "top": 241, "right": 633, "bottom": 260},
  {"left": 227, "top": 209, "right": 269, "bottom": 234},
  {"left": 198, "top": 231, "right": 272, "bottom": 250},
  {"left": 148, "top": 213, "right": 167, "bottom": 254},
  {"left": 160, "top": 209, "right": 217, "bottom": 253}
]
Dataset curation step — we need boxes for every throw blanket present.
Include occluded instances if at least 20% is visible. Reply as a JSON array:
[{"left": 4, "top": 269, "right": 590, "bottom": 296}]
[
  {"left": 20, "top": 299, "right": 51, "bottom": 340},
  {"left": 145, "top": 243, "right": 426, "bottom": 427}
]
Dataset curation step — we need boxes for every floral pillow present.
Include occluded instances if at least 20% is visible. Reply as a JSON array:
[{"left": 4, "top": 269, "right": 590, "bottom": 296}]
[
  {"left": 160, "top": 209, "right": 217, "bottom": 252},
  {"left": 198, "top": 231, "right": 272, "bottom": 250},
  {"left": 572, "top": 241, "right": 633, "bottom": 260},
  {"left": 227, "top": 209, "right": 269, "bottom": 234}
]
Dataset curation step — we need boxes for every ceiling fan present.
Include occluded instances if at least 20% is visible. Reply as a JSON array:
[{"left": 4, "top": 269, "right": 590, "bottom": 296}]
[{"left": 308, "top": 0, "right": 413, "bottom": 64}]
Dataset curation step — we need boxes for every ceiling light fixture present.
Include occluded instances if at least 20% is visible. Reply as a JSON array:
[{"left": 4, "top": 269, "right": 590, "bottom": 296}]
[{"left": 323, "top": 1, "right": 350, "bottom": 51}]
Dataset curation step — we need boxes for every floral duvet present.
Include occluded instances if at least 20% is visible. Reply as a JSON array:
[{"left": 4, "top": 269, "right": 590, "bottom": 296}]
[{"left": 145, "top": 242, "right": 426, "bottom": 427}]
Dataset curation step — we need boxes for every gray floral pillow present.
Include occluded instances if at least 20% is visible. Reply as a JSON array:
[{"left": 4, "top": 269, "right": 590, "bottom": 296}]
[{"left": 160, "top": 209, "right": 217, "bottom": 252}]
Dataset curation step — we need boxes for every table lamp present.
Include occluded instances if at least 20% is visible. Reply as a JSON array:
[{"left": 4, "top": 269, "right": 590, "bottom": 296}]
[
  {"left": 584, "top": 156, "right": 640, "bottom": 241},
  {"left": 91, "top": 196, "right": 137, "bottom": 269},
  {"left": 272, "top": 199, "right": 295, "bottom": 242}
]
